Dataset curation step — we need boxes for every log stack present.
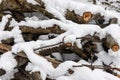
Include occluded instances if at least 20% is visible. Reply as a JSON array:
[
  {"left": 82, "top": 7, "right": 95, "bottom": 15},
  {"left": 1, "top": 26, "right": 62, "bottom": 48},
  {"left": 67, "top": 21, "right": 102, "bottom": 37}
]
[{"left": 0, "top": 0, "right": 119, "bottom": 80}]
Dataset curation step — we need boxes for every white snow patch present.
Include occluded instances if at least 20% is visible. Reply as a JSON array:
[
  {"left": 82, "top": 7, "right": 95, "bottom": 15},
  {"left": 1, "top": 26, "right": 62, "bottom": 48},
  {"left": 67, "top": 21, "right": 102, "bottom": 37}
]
[
  {"left": 0, "top": 26, "right": 24, "bottom": 43},
  {"left": 0, "top": 52, "right": 17, "bottom": 71},
  {"left": 26, "top": 0, "right": 39, "bottom": 5},
  {"left": 0, "top": 15, "right": 11, "bottom": 31}
]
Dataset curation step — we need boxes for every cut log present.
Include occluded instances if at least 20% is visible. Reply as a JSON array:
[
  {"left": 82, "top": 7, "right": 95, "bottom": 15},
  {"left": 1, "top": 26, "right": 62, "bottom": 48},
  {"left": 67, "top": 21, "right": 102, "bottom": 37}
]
[
  {"left": 83, "top": 12, "right": 92, "bottom": 22},
  {"left": 111, "top": 44, "right": 119, "bottom": 52},
  {"left": 65, "top": 42, "right": 72, "bottom": 47},
  {"left": 65, "top": 10, "right": 87, "bottom": 24},
  {"left": 30, "top": 72, "right": 42, "bottom": 80},
  {"left": 102, "top": 34, "right": 119, "bottom": 52}
]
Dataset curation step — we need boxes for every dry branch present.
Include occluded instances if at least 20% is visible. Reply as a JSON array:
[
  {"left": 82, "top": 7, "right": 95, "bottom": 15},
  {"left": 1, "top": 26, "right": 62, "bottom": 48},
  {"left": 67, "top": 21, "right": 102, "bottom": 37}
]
[{"left": 73, "top": 64, "right": 120, "bottom": 78}]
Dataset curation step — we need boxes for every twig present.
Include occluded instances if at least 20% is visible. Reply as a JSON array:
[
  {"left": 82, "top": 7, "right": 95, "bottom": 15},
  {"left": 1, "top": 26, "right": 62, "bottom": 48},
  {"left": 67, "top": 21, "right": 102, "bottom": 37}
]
[
  {"left": 73, "top": 64, "right": 120, "bottom": 73},
  {"left": 34, "top": 42, "right": 64, "bottom": 51}
]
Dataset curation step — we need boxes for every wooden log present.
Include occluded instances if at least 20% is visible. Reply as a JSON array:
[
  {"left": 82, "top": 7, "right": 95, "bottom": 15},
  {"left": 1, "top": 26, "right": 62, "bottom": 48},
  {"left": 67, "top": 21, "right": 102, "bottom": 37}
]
[
  {"left": 6, "top": 25, "right": 65, "bottom": 41},
  {"left": 102, "top": 34, "right": 119, "bottom": 52},
  {"left": 7, "top": 25, "right": 65, "bottom": 34},
  {"left": 83, "top": 12, "right": 93, "bottom": 22},
  {"left": 65, "top": 10, "right": 84, "bottom": 24},
  {"left": 70, "top": 43, "right": 89, "bottom": 60}
]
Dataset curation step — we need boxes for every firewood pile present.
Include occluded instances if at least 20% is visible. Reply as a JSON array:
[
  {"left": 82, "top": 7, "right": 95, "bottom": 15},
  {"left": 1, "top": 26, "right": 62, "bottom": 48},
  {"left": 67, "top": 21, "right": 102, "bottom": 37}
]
[{"left": 0, "top": 0, "right": 120, "bottom": 80}]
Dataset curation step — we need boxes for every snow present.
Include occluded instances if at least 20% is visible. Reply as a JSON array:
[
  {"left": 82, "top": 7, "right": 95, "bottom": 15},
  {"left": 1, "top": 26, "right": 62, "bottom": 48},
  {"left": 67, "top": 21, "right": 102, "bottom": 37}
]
[
  {"left": 0, "top": 15, "right": 11, "bottom": 31},
  {"left": 0, "top": 52, "right": 17, "bottom": 80},
  {"left": 100, "top": 24, "right": 120, "bottom": 43},
  {"left": 26, "top": 0, "right": 39, "bottom": 5},
  {"left": 0, "top": 69, "right": 18, "bottom": 80},
  {"left": 0, "top": 52, "right": 17, "bottom": 72},
  {"left": 1, "top": 15, "right": 120, "bottom": 80},
  {"left": 11, "top": 23, "right": 120, "bottom": 80},
  {"left": 0, "top": 26, "right": 24, "bottom": 43},
  {"left": 43, "top": 0, "right": 105, "bottom": 21}
]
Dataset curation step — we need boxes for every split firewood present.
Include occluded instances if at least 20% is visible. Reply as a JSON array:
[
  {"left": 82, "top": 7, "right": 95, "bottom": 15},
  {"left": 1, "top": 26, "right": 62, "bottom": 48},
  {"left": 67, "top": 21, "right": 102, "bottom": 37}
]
[{"left": 102, "top": 34, "right": 119, "bottom": 52}]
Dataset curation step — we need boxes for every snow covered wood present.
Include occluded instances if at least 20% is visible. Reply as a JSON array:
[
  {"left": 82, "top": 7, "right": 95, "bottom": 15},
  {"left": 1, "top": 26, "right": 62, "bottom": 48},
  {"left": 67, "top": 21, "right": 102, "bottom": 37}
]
[
  {"left": 102, "top": 35, "right": 119, "bottom": 52},
  {"left": 0, "top": 0, "right": 120, "bottom": 80}
]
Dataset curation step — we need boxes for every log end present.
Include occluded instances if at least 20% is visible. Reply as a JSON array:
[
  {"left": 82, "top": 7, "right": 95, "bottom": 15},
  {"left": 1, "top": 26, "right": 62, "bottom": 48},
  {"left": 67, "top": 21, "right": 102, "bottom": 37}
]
[
  {"left": 83, "top": 12, "right": 92, "bottom": 22},
  {"left": 111, "top": 44, "right": 119, "bottom": 52},
  {"left": 65, "top": 42, "right": 72, "bottom": 47}
]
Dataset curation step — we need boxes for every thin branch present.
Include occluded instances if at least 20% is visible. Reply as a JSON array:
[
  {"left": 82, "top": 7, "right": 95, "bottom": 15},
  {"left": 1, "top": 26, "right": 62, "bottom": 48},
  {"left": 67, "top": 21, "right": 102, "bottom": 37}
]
[{"left": 34, "top": 42, "right": 64, "bottom": 51}]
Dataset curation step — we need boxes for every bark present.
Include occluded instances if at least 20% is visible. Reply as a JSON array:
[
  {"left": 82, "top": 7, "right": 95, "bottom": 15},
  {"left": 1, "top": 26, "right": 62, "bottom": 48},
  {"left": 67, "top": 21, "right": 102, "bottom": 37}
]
[
  {"left": 7, "top": 25, "right": 65, "bottom": 34},
  {"left": 65, "top": 10, "right": 91, "bottom": 24}
]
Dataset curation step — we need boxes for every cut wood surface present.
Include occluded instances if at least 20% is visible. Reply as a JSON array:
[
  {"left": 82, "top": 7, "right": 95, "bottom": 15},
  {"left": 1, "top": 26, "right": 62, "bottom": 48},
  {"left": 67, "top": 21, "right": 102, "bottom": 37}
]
[{"left": 102, "top": 35, "right": 119, "bottom": 52}]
